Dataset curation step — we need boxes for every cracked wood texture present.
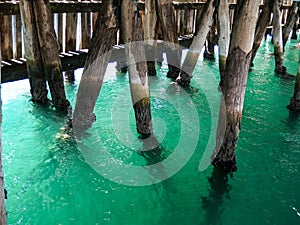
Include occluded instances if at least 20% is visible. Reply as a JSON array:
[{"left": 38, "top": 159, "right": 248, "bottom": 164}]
[
  {"left": 122, "top": 0, "right": 153, "bottom": 136},
  {"left": 212, "top": 0, "right": 260, "bottom": 173},
  {"left": 73, "top": 0, "right": 120, "bottom": 130}
]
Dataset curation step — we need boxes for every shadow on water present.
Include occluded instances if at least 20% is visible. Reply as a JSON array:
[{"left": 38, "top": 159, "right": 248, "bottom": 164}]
[
  {"left": 200, "top": 168, "right": 232, "bottom": 225},
  {"left": 138, "top": 135, "right": 178, "bottom": 194},
  {"left": 138, "top": 135, "right": 166, "bottom": 165}
]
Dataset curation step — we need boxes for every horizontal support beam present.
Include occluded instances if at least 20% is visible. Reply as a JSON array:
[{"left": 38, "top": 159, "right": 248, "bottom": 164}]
[
  {"left": 0, "top": 1, "right": 293, "bottom": 15},
  {"left": 0, "top": 1, "right": 103, "bottom": 15},
  {"left": 1, "top": 35, "right": 193, "bottom": 83}
]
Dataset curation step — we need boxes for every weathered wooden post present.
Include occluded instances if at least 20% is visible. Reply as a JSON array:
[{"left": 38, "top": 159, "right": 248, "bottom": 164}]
[
  {"left": 19, "top": 0, "right": 48, "bottom": 103},
  {"left": 122, "top": 0, "right": 153, "bottom": 136},
  {"left": 250, "top": 0, "right": 272, "bottom": 67},
  {"left": 217, "top": 0, "right": 230, "bottom": 87},
  {"left": 73, "top": 0, "right": 120, "bottom": 129},
  {"left": 283, "top": 2, "right": 299, "bottom": 49},
  {"left": 291, "top": 13, "right": 298, "bottom": 39},
  {"left": 0, "top": 15, "right": 13, "bottom": 60},
  {"left": 15, "top": 15, "right": 22, "bottom": 58},
  {"left": 287, "top": 60, "right": 300, "bottom": 112},
  {"left": 144, "top": 0, "right": 157, "bottom": 76},
  {"left": 204, "top": 17, "right": 217, "bottom": 60},
  {"left": 65, "top": 12, "right": 77, "bottom": 81},
  {"left": 176, "top": 0, "right": 215, "bottom": 86},
  {"left": 212, "top": 0, "right": 260, "bottom": 172},
  {"left": 0, "top": 32, "right": 8, "bottom": 225},
  {"left": 157, "top": 0, "right": 182, "bottom": 80},
  {"left": 57, "top": 13, "right": 63, "bottom": 51},
  {"left": 273, "top": 0, "right": 287, "bottom": 74},
  {"left": 19, "top": 0, "right": 70, "bottom": 110},
  {"left": 81, "top": 13, "right": 91, "bottom": 49}
]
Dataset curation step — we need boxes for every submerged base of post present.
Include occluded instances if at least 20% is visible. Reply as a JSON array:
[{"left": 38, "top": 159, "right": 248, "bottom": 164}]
[
  {"left": 147, "top": 61, "right": 157, "bottom": 76},
  {"left": 287, "top": 97, "right": 300, "bottom": 113},
  {"left": 275, "top": 65, "right": 287, "bottom": 74},
  {"left": 204, "top": 50, "right": 215, "bottom": 60},
  {"left": 65, "top": 70, "right": 75, "bottom": 81},
  {"left": 166, "top": 65, "right": 180, "bottom": 80},
  {"left": 29, "top": 78, "right": 48, "bottom": 103},
  {"left": 72, "top": 112, "right": 96, "bottom": 131},
  {"left": 212, "top": 146, "right": 237, "bottom": 174},
  {"left": 176, "top": 71, "right": 191, "bottom": 86},
  {"left": 133, "top": 97, "right": 152, "bottom": 137}
]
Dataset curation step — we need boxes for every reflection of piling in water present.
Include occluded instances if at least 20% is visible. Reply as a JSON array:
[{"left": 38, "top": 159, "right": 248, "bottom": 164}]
[
  {"left": 138, "top": 135, "right": 168, "bottom": 184},
  {"left": 201, "top": 168, "right": 232, "bottom": 225}
]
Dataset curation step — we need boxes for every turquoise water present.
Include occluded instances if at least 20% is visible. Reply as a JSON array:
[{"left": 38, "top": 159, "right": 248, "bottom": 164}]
[{"left": 2, "top": 38, "right": 300, "bottom": 224}]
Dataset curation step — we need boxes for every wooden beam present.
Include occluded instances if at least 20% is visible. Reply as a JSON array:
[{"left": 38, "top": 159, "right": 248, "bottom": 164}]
[
  {"left": 1, "top": 36, "right": 193, "bottom": 83},
  {"left": 0, "top": 1, "right": 293, "bottom": 15},
  {"left": 0, "top": 1, "right": 103, "bottom": 15}
]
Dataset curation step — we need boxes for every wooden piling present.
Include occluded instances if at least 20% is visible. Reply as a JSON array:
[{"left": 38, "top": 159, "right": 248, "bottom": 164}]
[
  {"left": 19, "top": 0, "right": 48, "bottom": 103},
  {"left": 283, "top": 2, "right": 299, "bottom": 49},
  {"left": 204, "top": 17, "right": 217, "bottom": 60},
  {"left": 287, "top": 60, "right": 300, "bottom": 112},
  {"left": 177, "top": 0, "right": 215, "bottom": 86},
  {"left": 251, "top": 0, "right": 272, "bottom": 66},
  {"left": 20, "top": 0, "right": 70, "bottom": 110},
  {"left": 57, "top": 13, "right": 63, "bottom": 51},
  {"left": 144, "top": 0, "right": 157, "bottom": 76},
  {"left": 15, "top": 15, "right": 22, "bottom": 58},
  {"left": 73, "top": 0, "right": 120, "bottom": 129},
  {"left": 81, "top": 12, "right": 91, "bottom": 49},
  {"left": 212, "top": 0, "right": 260, "bottom": 173},
  {"left": 65, "top": 12, "right": 78, "bottom": 81},
  {"left": 0, "top": 15, "right": 13, "bottom": 60},
  {"left": 273, "top": 0, "right": 286, "bottom": 74},
  {"left": 122, "top": 0, "right": 153, "bottom": 136},
  {"left": 157, "top": 0, "right": 182, "bottom": 80},
  {"left": 217, "top": 0, "right": 230, "bottom": 87}
]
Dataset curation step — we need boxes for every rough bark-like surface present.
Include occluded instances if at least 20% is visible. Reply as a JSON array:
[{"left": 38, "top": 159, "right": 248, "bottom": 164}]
[
  {"left": 156, "top": 0, "right": 181, "bottom": 79},
  {"left": 57, "top": 13, "right": 63, "bottom": 51},
  {"left": 144, "top": 0, "right": 157, "bottom": 76},
  {"left": 122, "top": 0, "right": 153, "bottom": 136},
  {"left": 217, "top": 0, "right": 230, "bottom": 87},
  {"left": 0, "top": 15, "right": 13, "bottom": 60},
  {"left": 250, "top": 0, "right": 272, "bottom": 66},
  {"left": 273, "top": 0, "right": 286, "bottom": 74},
  {"left": 283, "top": 2, "right": 299, "bottom": 49},
  {"left": 0, "top": 46, "right": 8, "bottom": 225},
  {"left": 291, "top": 20, "right": 298, "bottom": 39},
  {"left": 66, "top": 13, "right": 77, "bottom": 51},
  {"left": 15, "top": 15, "right": 22, "bottom": 58},
  {"left": 19, "top": 0, "right": 48, "bottom": 103},
  {"left": 73, "top": 0, "right": 120, "bottom": 130},
  {"left": 33, "top": 0, "right": 70, "bottom": 110},
  {"left": 177, "top": 0, "right": 215, "bottom": 86},
  {"left": 81, "top": 13, "right": 91, "bottom": 49},
  {"left": 212, "top": 48, "right": 251, "bottom": 172},
  {"left": 212, "top": 0, "right": 260, "bottom": 173},
  {"left": 20, "top": 0, "right": 70, "bottom": 109},
  {"left": 287, "top": 61, "right": 300, "bottom": 113},
  {"left": 65, "top": 12, "right": 77, "bottom": 82}
]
